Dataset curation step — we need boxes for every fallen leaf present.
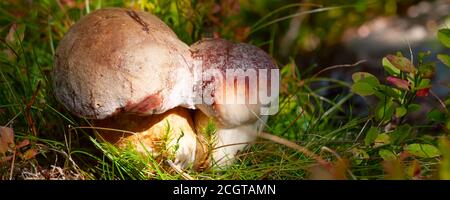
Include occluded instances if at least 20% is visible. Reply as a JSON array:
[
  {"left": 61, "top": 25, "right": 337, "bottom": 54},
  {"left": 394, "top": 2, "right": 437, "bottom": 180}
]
[
  {"left": 22, "top": 148, "right": 38, "bottom": 160},
  {"left": 0, "top": 126, "right": 14, "bottom": 154}
]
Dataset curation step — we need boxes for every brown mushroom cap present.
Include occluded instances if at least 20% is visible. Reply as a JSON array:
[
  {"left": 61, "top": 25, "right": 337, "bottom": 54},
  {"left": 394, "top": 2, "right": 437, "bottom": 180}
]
[
  {"left": 53, "top": 8, "right": 194, "bottom": 119},
  {"left": 191, "top": 38, "right": 277, "bottom": 128}
]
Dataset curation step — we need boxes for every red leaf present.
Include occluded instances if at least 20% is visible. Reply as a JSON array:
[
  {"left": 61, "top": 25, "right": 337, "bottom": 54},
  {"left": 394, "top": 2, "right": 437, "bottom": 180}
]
[
  {"left": 409, "top": 160, "right": 422, "bottom": 179},
  {"left": 387, "top": 76, "right": 410, "bottom": 90},
  {"left": 416, "top": 88, "right": 430, "bottom": 97},
  {"left": 16, "top": 139, "right": 30, "bottom": 149}
]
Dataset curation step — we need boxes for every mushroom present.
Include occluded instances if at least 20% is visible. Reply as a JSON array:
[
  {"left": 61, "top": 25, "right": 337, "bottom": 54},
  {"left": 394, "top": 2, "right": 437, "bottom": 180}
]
[
  {"left": 191, "top": 38, "right": 279, "bottom": 167},
  {"left": 53, "top": 8, "right": 198, "bottom": 168}
]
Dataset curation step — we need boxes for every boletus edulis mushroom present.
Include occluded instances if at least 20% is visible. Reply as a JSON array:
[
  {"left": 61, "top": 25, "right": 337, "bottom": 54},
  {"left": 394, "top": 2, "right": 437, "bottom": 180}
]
[
  {"left": 53, "top": 8, "right": 279, "bottom": 172},
  {"left": 53, "top": 8, "right": 198, "bottom": 168},
  {"left": 191, "top": 38, "right": 278, "bottom": 168}
]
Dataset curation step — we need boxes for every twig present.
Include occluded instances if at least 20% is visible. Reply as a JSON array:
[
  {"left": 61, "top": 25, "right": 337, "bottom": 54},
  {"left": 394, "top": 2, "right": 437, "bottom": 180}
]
[
  {"left": 258, "top": 132, "right": 329, "bottom": 166},
  {"left": 24, "top": 81, "right": 41, "bottom": 136},
  {"left": 312, "top": 60, "right": 366, "bottom": 78},
  {"left": 321, "top": 146, "right": 342, "bottom": 160},
  {"left": 4, "top": 111, "right": 22, "bottom": 127},
  {"left": 9, "top": 148, "right": 16, "bottom": 180},
  {"left": 354, "top": 119, "right": 371, "bottom": 142},
  {"left": 430, "top": 90, "right": 448, "bottom": 114},
  {"left": 281, "top": 109, "right": 305, "bottom": 135},
  {"left": 214, "top": 141, "right": 259, "bottom": 150},
  {"left": 166, "top": 160, "right": 195, "bottom": 180}
]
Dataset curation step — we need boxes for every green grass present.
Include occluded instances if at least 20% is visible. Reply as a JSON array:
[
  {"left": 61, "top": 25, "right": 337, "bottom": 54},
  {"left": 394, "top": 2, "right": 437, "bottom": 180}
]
[{"left": 0, "top": 0, "right": 449, "bottom": 180}]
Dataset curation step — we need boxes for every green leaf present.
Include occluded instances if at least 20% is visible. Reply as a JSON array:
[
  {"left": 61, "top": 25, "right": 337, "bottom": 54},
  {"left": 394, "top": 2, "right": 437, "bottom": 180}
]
[
  {"left": 405, "top": 143, "right": 441, "bottom": 158},
  {"left": 437, "top": 54, "right": 450, "bottom": 67},
  {"left": 379, "top": 149, "right": 397, "bottom": 161},
  {"left": 395, "top": 107, "right": 407, "bottom": 118},
  {"left": 351, "top": 148, "right": 369, "bottom": 165},
  {"left": 415, "top": 79, "right": 431, "bottom": 90},
  {"left": 407, "top": 104, "right": 421, "bottom": 112},
  {"left": 427, "top": 110, "right": 446, "bottom": 123},
  {"left": 364, "top": 126, "right": 378, "bottom": 146},
  {"left": 351, "top": 82, "right": 375, "bottom": 96},
  {"left": 385, "top": 54, "right": 416, "bottom": 73},
  {"left": 375, "top": 100, "right": 395, "bottom": 122},
  {"left": 352, "top": 72, "right": 378, "bottom": 84},
  {"left": 418, "top": 63, "right": 436, "bottom": 78},
  {"left": 382, "top": 57, "right": 401, "bottom": 75},
  {"left": 391, "top": 124, "right": 412, "bottom": 145},
  {"left": 374, "top": 133, "right": 391, "bottom": 148},
  {"left": 377, "top": 85, "right": 400, "bottom": 98},
  {"left": 437, "top": 28, "right": 450, "bottom": 48},
  {"left": 360, "top": 77, "right": 380, "bottom": 87}
]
